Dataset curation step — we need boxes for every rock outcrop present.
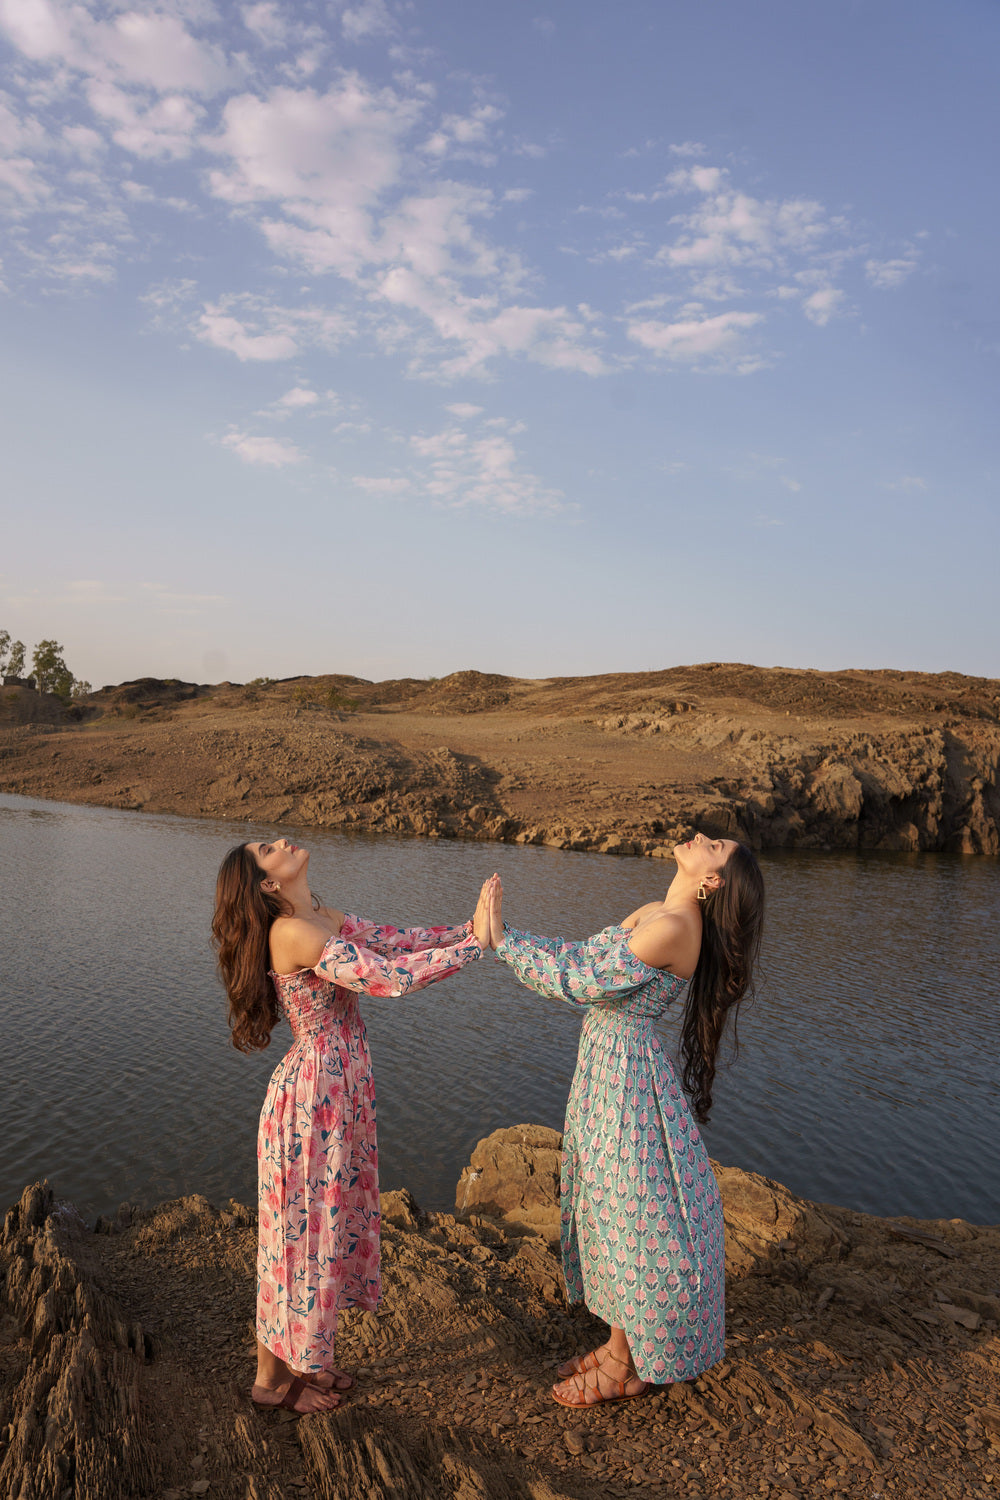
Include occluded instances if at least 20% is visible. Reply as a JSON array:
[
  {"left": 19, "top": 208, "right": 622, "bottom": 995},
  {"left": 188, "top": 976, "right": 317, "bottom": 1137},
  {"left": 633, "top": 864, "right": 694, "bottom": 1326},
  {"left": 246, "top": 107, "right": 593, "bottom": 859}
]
[
  {"left": 455, "top": 1125, "right": 562, "bottom": 1239},
  {"left": 3, "top": 1134, "right": 1000, "bottom": 1500},
  {"left": 2, "top": 664, "right": 999, "bottom": 855}
]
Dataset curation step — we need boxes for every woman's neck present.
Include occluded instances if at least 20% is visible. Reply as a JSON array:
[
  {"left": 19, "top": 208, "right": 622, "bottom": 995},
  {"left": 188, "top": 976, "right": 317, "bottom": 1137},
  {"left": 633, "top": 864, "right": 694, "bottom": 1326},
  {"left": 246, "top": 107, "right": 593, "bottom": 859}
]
[
  {"left": 662, "top": 868, "right": 701, "bottom": 912},
  {"left": 280, "top": 871, "right": 315, "bottom": 917}
]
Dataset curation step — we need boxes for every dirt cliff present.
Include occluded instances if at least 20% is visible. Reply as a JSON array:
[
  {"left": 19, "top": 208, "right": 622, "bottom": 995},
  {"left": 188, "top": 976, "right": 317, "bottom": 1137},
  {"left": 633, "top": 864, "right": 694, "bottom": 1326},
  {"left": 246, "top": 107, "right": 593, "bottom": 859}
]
[
  {"left": 1, "top": 663, "right": 998, "bottom": 853},
  {"left": 1, "top": 1128, "right": 998, "bottom": 1500}
]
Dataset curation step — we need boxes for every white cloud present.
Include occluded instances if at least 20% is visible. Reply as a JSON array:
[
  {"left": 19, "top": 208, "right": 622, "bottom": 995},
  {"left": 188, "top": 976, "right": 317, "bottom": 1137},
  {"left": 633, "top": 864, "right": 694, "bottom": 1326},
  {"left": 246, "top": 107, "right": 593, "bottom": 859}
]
[
  {"left": 97, "top": 11, "right": 232, "bottom": 95},
  {"left": 0, "top": 152, "right": 47, "bottom": 203},
  {"left": 408, "top": 423, "right": 565, "bottom": 513},
  {"left": 0, "top": 0, "right": 75, "bottom": 62},
  {"left": 865, "top": 255, "right": 918, "bottom": 290},
  {"left": 612, "top": 161, "right": 864, "bottom": 333},
  {"left": 446, "top": 402, "right": 483, "bottom": 418},
  {"left": 1, "top": 23, "right": 607, "bottom": 375},
  {"left": 277, "top": 385, "right": 319, "bottom": 408},
  {"left": 801, "top": 286, "right": 843, "bottom": 326},
  {"left": 377, "top": 183, "right": 504, "bottom": 281},
  {"left": 60, "top": 122, "right": 102, "bottom": 160},
  {"left": 49, "top": 254, "right": 115, "bottom": 281},
  {"left": 221, "top": 430, "right": 304, "bottom": 465},
  {"left": 884, "top": 475, "right": 927, "bottom": 492},
  {"left": 206, "top": 79, "right": 421, "bottom": 275},
  {"left": 0, "top": 6, "right": 919, "bottom": 393},
  {"left": 141, "top": 583, "right": 229, "bottom": 615},
  {"left": 194, "top": 295, "right": 352, "bottom": 360},
  {"left": 341, "top": 0, "right": 395, "bottom": 43},
  {"left": 0, "top": 95, "right": 50, "bottom": 202},
  {"left": 242, "top": 3, "right": 288, "bottom": 47},
  {"left": 65, "top": 578, "right": 129, "bottom": 604},
  {"left": 85, "top": 80, "right": 204, "bottom": 158},
  {"left": 660, "top": 168, "right": 829, "bottom": 272},
  {"left": 353, "top": 474, "right": 411, "bottom": 493},
  {"left": 421, "top": 102, "right": 504, "bottom": 161},
  {"left": 198, "top": 307, "right": 299, "bottom": 360},
  {"left": 141, "top": 276, "right": 198, "bottom": 310},
  {"left": 0, "top": 1, "right": 232, "bottom": 93},
  {"left": 3, "top": 576, "right": 227, "bottom": 612},
  {"left": 375, "top": 262, "right": 605, "bottom": 377},
  {"left": 627, "top": 309, "right": 762, "bottom": 363}
]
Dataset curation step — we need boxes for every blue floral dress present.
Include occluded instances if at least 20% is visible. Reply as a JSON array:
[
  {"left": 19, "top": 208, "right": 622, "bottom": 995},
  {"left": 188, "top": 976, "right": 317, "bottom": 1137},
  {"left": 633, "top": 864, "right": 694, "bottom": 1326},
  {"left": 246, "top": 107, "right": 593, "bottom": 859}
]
[{"left": 495, "top": 923, "right": 725, "bottom": 1384}]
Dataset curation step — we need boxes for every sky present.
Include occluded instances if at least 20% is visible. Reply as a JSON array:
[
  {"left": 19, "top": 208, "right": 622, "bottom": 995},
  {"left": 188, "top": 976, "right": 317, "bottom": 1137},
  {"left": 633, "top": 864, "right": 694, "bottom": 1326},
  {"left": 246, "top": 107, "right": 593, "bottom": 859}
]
[{"left": 1, "top": 0, "right": 997, "bottom": 689}]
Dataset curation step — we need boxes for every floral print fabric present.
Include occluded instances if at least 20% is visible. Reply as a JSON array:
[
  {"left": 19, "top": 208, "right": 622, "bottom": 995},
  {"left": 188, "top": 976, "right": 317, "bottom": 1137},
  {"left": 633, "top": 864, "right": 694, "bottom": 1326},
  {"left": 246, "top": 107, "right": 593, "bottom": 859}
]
[
  {"left": 495, "top": 923, "right": 725, "bottom": 1384},
  {"left": 257, "top": 913, "right": 482, "bottom": 1370}
]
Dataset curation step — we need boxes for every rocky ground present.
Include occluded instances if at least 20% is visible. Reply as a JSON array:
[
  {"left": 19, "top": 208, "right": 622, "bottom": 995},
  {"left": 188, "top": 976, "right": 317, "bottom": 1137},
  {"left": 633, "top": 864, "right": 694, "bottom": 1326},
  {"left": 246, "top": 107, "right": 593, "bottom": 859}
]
[
  {"left": 1, "top": 664, "right": 999, "bottom": 854},
  {"left": 1, "top": 1125, "right": 999, "bottom": 1500}
]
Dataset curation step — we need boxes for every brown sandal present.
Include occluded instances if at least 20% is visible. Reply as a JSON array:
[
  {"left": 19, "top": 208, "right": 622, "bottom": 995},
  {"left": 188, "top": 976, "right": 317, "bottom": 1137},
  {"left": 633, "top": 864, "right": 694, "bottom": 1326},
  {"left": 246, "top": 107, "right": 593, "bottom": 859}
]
[
  {"left": 252, "top": 1376, "right": 341, "bottom": 1414},
  {"left": 304, "top": 1367, "right": 355, "bottom": 1392},
  {"left": 556, "top": 1347, "right": 603, "bottom": 1379},
  {"left": 552, "top": 1353, "right": 652, "bottom": 1409}
]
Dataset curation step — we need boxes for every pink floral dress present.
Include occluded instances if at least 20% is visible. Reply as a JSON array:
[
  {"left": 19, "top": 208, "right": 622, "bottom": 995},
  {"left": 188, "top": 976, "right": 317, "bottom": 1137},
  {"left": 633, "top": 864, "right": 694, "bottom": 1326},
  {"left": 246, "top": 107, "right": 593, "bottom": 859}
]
[
  {"left": 495, "top": 923, "right": 725, "bottom": 1385},
  {"left": 256, "top": 913, "right": 482, "bottom": 1371}
]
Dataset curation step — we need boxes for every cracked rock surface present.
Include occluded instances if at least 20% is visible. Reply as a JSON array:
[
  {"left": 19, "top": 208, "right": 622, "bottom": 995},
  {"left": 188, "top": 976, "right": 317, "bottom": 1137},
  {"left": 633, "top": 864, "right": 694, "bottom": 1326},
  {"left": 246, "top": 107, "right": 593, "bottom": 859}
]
[
  {"left": 2, "top": 663, "right": 998, "bottom": 854},
  {"left": 2, "top": 1127, "right": 1000, "bottom": 1499}
]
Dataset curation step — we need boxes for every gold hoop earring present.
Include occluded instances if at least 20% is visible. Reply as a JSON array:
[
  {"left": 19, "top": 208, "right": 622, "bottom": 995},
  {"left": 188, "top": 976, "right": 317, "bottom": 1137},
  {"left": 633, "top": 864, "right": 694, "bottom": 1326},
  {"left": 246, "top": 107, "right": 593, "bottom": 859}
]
[
  {"left": 274, "top": 883, "right": 281, "bottom": 892},
  {"left": 697, "top": 881, "right": 708, "bottom": 903}
]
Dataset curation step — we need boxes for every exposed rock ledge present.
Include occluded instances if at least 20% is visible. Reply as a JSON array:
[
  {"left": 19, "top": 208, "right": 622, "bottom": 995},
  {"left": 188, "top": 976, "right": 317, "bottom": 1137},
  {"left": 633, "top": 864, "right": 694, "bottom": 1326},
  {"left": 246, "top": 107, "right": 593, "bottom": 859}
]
[
  {"left": 1, "top": 1128, "right": 999, "bottom": 1500},
  {"left": 2, "top": 664, "right": 999, "bottom": 854}
]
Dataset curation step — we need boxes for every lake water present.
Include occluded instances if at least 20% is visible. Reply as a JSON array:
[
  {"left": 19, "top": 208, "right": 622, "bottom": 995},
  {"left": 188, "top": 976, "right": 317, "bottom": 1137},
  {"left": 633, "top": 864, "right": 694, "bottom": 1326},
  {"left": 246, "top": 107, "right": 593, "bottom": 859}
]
[{"left": 1, "top": 791, "right": 998, "bottom": 1226}]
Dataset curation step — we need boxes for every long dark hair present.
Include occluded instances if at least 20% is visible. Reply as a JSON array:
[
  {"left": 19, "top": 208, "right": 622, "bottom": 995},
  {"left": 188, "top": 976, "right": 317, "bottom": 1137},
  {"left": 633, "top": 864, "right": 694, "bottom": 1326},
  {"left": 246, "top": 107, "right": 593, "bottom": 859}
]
[
  {"left": 211, "top": 842, "right": 288, "bottom": 1053},
  {"left": 679, "top": 842, "right": 764, "bottom": 1124}
]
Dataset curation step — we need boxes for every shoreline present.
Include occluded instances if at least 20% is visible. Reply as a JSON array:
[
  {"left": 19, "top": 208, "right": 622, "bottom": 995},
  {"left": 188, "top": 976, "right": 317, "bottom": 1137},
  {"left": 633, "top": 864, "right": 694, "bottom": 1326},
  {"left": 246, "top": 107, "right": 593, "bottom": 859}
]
[
  {"left": 2, "top": 663, "right": 999, "bottom": 855},
  {"left": 2, "top": 1127, "right": 999, "bottom": 1500}
]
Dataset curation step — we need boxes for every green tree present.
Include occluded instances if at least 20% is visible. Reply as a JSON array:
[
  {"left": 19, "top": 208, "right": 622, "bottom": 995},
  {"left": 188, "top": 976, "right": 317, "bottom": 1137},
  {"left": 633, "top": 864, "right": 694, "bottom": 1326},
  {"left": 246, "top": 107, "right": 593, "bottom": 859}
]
[
  {"left": 32, "top": 640, "right": 75, "bottom": 700},
  {"left": 0, "top": 630, "right": 27, "bottom": 680}
]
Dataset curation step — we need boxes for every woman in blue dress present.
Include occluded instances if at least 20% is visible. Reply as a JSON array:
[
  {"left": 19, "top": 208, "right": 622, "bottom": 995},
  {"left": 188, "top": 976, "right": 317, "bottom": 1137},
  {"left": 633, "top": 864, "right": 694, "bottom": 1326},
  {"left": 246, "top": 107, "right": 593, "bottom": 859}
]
[{"left": 488, "top": 832, "right": 764, "bottom": 1408}]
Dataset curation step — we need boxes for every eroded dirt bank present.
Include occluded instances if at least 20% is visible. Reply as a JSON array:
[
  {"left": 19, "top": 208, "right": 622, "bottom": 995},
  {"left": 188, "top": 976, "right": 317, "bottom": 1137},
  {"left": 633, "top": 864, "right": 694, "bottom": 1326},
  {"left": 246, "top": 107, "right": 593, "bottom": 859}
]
[
  {"left": 1, "top": 1126, "right": 999, "bottom": 1500},
  {"left": 1, "top": 663, "right": 999, "bottom": 853}
]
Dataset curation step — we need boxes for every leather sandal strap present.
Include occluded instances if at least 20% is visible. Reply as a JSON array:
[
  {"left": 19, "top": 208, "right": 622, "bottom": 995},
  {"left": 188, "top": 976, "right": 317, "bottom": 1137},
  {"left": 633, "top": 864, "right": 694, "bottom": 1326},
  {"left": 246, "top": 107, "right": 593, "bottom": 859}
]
[{"left": 280, "top": 1376, "right": 307, "bottom": 1410}]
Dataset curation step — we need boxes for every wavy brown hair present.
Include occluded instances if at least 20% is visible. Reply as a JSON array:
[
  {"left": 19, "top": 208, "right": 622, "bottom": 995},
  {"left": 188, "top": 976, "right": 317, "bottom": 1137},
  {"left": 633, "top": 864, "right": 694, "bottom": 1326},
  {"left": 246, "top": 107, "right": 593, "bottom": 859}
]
[
  {"left": 679, "top": 842, "right": 764, "bottom": 1124},
  {"left": 211, "top": 842, "right": 289, "bottom": 1052}
]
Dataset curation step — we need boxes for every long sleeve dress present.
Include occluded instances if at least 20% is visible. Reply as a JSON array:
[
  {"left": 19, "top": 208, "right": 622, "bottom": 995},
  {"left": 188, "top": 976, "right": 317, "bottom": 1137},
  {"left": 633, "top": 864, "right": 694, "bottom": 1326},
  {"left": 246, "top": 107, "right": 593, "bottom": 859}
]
[
  {"left": 256, "top": 913, "right": 482, "bottom": 1370},
  {"left": 495, "top": 923, "right": 725, "bottom": 1385}
]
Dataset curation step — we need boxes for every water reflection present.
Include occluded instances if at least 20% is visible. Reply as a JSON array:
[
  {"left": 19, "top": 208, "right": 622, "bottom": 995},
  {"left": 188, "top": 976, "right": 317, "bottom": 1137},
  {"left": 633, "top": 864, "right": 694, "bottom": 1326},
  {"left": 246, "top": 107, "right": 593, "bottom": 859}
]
[{"left": 1, "top": 793, "right": 997, "bottom": 1225}]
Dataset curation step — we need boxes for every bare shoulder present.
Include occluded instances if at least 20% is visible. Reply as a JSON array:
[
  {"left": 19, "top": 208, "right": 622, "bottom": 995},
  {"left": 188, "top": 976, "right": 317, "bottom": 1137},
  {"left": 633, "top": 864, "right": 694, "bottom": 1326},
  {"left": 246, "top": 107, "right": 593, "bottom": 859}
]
[
  {"left": 620, "top": 900, "right": 666, "bottom": 929},
  {"left": 626, "top": 909, "right": 699, "bottom": 977},
  {"left": 314, "top": 903, "right": 346, "bottom": 929},
  {"left": 269, "top": 914, "right": 341, "bottom": 975}
]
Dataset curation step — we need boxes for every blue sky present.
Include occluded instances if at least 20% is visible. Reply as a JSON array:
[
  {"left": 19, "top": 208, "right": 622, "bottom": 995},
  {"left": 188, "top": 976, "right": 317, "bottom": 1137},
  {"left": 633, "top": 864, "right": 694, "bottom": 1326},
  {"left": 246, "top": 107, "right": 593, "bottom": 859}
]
[{"left": 1, "top": 0, "right": 997, "bottom": 688}]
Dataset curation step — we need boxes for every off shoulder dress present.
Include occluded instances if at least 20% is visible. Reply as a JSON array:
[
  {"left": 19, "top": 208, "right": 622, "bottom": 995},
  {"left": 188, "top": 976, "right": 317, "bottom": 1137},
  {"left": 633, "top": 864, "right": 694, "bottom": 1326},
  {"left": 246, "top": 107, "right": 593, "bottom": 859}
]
[
  {"left": 256, "top": 913, "right": 482, "bottom": 1370},
  {"left": 495, "top": 923, "right": 725, "bottom": 1384}
]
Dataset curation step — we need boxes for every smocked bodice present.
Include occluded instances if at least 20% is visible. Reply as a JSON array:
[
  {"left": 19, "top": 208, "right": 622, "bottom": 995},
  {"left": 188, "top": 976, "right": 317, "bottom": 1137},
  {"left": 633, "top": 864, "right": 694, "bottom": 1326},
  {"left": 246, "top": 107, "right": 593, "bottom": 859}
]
[{"left": 270, "top": 965, "right": 360, "bottom": 1044}]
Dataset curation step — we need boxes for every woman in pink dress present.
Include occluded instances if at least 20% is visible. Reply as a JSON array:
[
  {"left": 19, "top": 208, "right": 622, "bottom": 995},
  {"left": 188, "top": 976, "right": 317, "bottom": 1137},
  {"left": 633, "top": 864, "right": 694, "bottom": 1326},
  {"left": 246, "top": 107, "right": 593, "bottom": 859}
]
[{"left": 213, "top": 837, "right": 495, "bottom": 1414}]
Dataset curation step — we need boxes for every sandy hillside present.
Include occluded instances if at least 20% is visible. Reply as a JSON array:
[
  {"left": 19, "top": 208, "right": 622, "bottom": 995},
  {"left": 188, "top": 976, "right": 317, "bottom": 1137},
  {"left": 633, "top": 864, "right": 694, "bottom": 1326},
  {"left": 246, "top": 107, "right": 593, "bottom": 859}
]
[{"left": 1, "top": 663, "right": 999, "bottom": 854}]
